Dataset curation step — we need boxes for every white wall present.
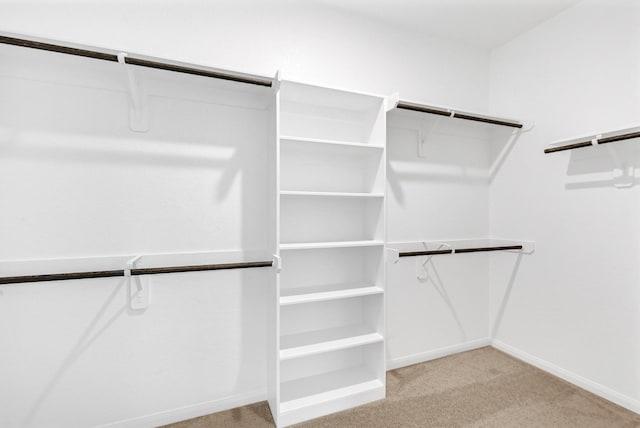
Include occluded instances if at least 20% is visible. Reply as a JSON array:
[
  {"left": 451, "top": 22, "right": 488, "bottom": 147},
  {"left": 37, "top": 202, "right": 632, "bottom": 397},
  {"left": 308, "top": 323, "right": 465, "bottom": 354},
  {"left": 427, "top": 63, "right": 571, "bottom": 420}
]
[
  {"left": 0, "top": 0, "right": 490, "bottom": 112},
  {"left": 0, "top": 2, "right": 492, "bottom": 427},
  {"left": 385, "top": 106, "right": 521, "bottom": 368},
  {"left": 385, "top": 112, "right": 504, "bottom": 368},
  {"left": 0, "top": 44, "right": 273, "bottom": 427},
  {"left": 489, "top": 0, "right": 640, "bottom": 412}
]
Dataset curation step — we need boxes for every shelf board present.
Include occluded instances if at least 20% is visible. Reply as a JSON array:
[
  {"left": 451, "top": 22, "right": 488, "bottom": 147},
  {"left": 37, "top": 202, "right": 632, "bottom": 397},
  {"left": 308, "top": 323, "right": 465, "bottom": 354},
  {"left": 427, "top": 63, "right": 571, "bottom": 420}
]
[
  {"left": 280, "top": 325, "right": 383, "bottom": 361},
  {"left": 279, "top": 80, "right": 384, "bottom": 113},
  {"left": 280, "top": 240, "right": 384, "bottom": 251},
  {"left": 280, "top": 190, "right": 384, "bottom": 198},
  {"left": 280, "top": 283, "right": 384, "bottom": 306},
  {"left": 280, "top": 135, "right": 384, "bottom": 150},
  {"left": 280, "top": 366, "right": 383, "bottom": 414}
]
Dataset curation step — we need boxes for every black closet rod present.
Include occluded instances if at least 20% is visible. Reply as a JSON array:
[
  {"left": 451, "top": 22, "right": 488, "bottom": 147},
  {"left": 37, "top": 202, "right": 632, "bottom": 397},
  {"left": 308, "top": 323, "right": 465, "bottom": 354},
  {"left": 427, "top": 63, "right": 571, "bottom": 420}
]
[
  {"left": 544, "top": 131, "right": 640, "bottom": 154},
  {"left": 396, "top": 101, "right": 523, "bottom": 129},
  {"left": 399, "top": 245, "right": 523, "bottom": 258},
  {"left": 0, "top": 260, "right": 273, "bottom": 285},
  {"left": 0, "top": 34, "right": 273, "bottom": 87}
]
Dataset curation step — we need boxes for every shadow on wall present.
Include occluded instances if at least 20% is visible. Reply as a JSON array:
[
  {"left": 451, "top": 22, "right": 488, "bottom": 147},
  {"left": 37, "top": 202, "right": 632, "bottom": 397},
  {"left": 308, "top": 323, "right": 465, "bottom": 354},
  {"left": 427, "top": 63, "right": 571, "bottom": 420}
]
[
  {"left": 490, "top": 253, "right": 523, "bottom": 339},
  {"left": 22, "top": 280, "right": 128, "bottom": 427},
  {"left": 386, "top": 110, "right": 524, "bottom": 204},
  {"left": 418, "top": 255, "right": 467, "bottom": 343},
  {"left": 1, "top": 42, "right": 272, "bottom": 427},
  {"left": 563, "top": 139, "right": 640, "bottom": 190},
  {"left": 415, "top": 250, "right": 525, "bottom": 343}
]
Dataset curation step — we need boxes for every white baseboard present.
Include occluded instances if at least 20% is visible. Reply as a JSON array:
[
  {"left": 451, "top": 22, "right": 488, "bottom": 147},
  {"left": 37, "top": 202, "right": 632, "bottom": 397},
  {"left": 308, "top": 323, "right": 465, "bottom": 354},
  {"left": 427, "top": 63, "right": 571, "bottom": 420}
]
[
  {"left": 98, "top": 388, "right": 267, "bottom": 428},
  {"left": 387, "top": 338, "right": 491, "bottom": 370},
  {"left": 491, "top": 339, "right": 640, "bottom": 415}
]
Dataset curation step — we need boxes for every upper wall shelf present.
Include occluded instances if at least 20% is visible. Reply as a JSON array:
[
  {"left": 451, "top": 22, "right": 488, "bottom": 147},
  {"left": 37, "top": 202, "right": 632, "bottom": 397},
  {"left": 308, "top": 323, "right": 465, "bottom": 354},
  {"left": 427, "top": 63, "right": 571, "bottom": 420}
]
[
  {"left": 280, "top": 136, "right": 384, "bottom": 150},
  {"left": 280, "top": 283, "right": 384, "bottom": 306},
  {"left": 279, "top": 137, "right": 385, "bottom": 194},
  {"left": 280, "top": 325, "right": 384, "bottom": 360},
  {"left": 279, "top": 80, "right": 384, "bottom": 113},
  {"left": 280, "top": 240, "right": 385, "bottom": 251},
  {"left": 396, "top": 100, "right": 523, "bottom": 129},
  {"left": 544, "top": 125, "right": 640, "bottom": 154},
  {"left": 279, "top": 81, "right": 386, "bottom": 146},
  {"left": 0, "top": 32, "right": 273, "bottom": 88}
]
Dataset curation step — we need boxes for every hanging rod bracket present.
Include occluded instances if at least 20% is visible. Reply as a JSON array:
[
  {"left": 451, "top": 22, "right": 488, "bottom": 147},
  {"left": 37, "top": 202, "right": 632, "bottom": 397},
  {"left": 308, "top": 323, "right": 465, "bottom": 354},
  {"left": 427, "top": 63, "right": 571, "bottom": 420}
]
[
  {"left": 118, "top": 52, "right": 149, "bottom": 133},
  {"left": 272, "top": 254, "right": 282, "bottom": 273},
  {"left": 607, "top": 143, "right": 636, "bottom": 188},
  {"left": 587, "top": 134, "right": 635, "bottom": 187},
  {"left": 126, "top": 255, "right": 149, "bottom": 311}
]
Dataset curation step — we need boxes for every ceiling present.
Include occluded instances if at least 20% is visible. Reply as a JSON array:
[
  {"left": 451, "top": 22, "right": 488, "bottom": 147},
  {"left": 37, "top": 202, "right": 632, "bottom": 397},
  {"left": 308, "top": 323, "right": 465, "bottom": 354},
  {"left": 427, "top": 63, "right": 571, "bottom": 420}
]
[
  {"left": 0, "top": 0, "right": 583, "bottom": 49},
  {"left": 313, "top": 0, "right": 583, "bottom": 49}
]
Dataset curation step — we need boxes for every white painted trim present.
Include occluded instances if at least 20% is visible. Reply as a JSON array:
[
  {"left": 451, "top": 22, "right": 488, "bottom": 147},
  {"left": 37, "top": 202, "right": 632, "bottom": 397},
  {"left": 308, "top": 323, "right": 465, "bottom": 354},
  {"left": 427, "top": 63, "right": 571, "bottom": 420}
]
[
  {"left": 491, "top": 340, "right": 640, "bottom": 415},
  {"left": 386, "top": 338, "right": 491, "bottom": 370},
  {"left": 98, "top": 388, "right": 267, "bottom": 428}
]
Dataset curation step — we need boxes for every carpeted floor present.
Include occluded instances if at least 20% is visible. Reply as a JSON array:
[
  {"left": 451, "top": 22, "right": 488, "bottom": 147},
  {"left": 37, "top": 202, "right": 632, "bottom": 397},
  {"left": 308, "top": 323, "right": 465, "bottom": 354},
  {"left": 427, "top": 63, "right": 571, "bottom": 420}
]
[{"left": 164, "top": 347, "right": 640, "bottom": 427}]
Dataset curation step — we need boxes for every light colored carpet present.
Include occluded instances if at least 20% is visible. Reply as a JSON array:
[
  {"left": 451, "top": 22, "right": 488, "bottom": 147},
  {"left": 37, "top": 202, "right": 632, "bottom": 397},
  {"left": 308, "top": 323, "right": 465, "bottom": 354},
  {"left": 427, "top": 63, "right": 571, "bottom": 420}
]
[{"left": 163, "top": 347, "right": 640, "bottom": 427}]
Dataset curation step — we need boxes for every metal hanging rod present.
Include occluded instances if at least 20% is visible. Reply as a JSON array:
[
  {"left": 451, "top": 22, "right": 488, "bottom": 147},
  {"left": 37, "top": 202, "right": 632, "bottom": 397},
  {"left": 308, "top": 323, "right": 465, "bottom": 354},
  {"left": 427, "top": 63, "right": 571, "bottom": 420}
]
[
  {"left": 399, "top": 249, "right": 453, "bottom": 257},
  {"left": 0, "top": 34, "right": 273, "bottom": 87},
  {"left": 0, "top": 260, "right": 273, "bottom": 285},
  {"left": 398, "top": 245, "right": 523, "bottom": 258},
  {"left": 396, "top": 101, "right": 523, "bottom": 129},
  {"left": 131, "top": 261, "right": 273, "bottom": 276},
  {"left": 544, "top": 131, "right": 640, "bottom": 154}
]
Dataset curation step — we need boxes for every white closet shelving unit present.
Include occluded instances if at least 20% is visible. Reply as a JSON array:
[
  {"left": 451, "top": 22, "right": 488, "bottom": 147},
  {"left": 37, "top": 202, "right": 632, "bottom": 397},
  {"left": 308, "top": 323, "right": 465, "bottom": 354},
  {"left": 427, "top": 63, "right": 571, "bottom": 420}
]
[{"left": 269, "top": 80, "right": 388, "bottom": 427}]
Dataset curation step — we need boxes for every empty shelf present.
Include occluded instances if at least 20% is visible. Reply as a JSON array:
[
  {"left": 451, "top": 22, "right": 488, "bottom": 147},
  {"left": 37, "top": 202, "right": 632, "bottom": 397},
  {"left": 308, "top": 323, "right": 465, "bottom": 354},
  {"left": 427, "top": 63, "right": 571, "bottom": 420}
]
[
  {"left": 280, "top": 325, "right": 383, "bottom": 360},
  {"left": 279, "top": 80, "right": 383, "bottom": 113},
  {"left": 280, "top": 366, "right": 383, "bottom": 414},
  {"left": 280, "top": 240, "right": 384, "bottom": 250},
  {"left": 280, "top": 283, "right": 384, "bottom": 306},
  {"left": 280, "top": 190, "right": 384, "bottom": 198},
  {"left": 280, "top": 135, "right": 384, "bottom": 150}
]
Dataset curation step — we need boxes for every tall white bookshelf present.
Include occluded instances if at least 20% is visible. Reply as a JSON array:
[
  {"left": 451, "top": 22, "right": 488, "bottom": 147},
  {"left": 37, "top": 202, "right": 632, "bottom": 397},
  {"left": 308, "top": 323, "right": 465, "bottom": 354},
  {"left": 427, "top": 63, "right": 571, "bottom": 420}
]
[{"left": 268, "top": 80, "right": 388, "bottom": 427}]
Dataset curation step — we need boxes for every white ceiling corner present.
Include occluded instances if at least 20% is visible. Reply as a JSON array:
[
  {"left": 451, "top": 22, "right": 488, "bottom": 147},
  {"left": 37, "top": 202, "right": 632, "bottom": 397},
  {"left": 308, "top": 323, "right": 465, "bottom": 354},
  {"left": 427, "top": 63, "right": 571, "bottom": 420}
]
[{"left": 313, "top": 0, "right": 583, "bottom": 49}]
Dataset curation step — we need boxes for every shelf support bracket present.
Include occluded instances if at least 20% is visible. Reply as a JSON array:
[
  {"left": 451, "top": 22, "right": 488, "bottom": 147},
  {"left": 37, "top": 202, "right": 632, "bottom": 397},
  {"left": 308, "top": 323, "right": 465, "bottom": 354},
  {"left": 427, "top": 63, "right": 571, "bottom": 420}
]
[
  {"left": 118, "top": 52, "right": 149, "bottom": 132},
  {"left": 612, "top": 164, "right": 635, "bottom": 188},
  {"left": 272, "top": 254, "right": 282, "bottom": 273},
  {"left": 593, "top": 135, "right": 636, "bottom": 188},
  {"left": 416, "top": 242, "right": 451, "bottom": 280},
  {"left": 125, "top": 255, "right": 149, "bottom": 311},
  {"left": 418, "top": 117, "right": 443, "bottom": 158},
  {"left": 587, "top": 134, "right": 636, "bottom": 188}
]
